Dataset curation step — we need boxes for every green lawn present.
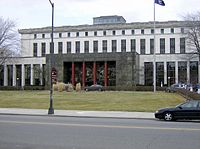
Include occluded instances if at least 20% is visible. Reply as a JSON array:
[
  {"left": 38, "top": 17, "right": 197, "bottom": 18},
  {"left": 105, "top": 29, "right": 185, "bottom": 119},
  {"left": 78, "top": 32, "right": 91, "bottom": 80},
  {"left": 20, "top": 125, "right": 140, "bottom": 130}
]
[{"left": 0, "top": 91, "right": 185, "bottom": 112}]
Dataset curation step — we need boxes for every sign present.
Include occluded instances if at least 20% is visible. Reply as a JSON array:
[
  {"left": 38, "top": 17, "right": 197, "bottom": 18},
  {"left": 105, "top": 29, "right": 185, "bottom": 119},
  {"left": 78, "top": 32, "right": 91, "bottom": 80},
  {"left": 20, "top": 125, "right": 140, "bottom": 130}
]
[{"left": 51, "top": 67, "right": 57, "bottom": 83}]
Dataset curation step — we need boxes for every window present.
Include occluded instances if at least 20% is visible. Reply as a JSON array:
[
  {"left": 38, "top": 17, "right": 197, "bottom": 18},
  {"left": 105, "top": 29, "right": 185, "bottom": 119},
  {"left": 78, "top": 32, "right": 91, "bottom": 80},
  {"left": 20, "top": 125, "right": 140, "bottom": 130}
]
[
  {"left": 181, "top": 28, "right": 185, "bottom": 34},
  {"left": 160, "top": 38, "right": 165, "bottom": 54},
  {"left": 93, "top": 41, "right": 98, "bottom": 53},
  {"left": 76, "top": 32, "right": 79, "bottom": 37},
  {"left": 181, "top": 101, "right": 198, "bottom": 108},
  {"left": 167, "top": 62, "right": 175, "bottom": 86},
  {"left": 161, "top": 29, "right": 164, "bottom": 34},
  {"left": 58, "top": 42, "right": 63, "bottom": 54},
  {"left": 150, "top": 39, "right": 154, "bottom": 54},
  {"left": 121, "top": 39, "right": 126, "bottom": 52},
  {"left": 42, "top": 34, "right": 45, "bottom": 38},
  {"left": 131, "top": 30, "right": 135, "bottom": 35},
  {"left": 171, "top": 28, "right": 174, "bottom": 34},
  {"left": 180, "top": 38, "right": 185, "bottom": 54},
  {"left": 25, "top": 64, "right": 31, "bottom": 85},
  {"left": 42, "top": 64, "right": 46, "bottom": 86},
  {"left": 67, "top": 42, "right": 71, "bottom": 53},
  {"left": 0, "top": 66, "right": 4, "bottom": 86},
  {"left": 59, "top": 33, "right": 62, "bottom": 38},
  {"left": 7, "top": 65, "right": 13, "bottom": 86},
  {"left": 75, "top": 41, "right": 80, "bottom": 53},
  {"left": 50, "top": 42, "right": 54, "bottom": 53},
  {"left": 170, "top": 38, "right": 175, "bottom": 54},
  {"left": 141, "top": 29, "right": 144, "bottom": 34},
  {"left": 112, "top": 40, "right": 117, "bottom": 52},
  {"left": 34, "top": 34, "right": 37, "bottom": 39},
  {"left": 122, "top": 30, "right": 125, "bottom": 35},
  {"left": 84, "top": 41, "right": 89, "bottom": 53},
  {"left": 151, "top": 29, "right": 154, "bottom": 34},
  {"left": 156, "top": 62, "right": 164, "bottom": 86},
  {"left": 85, "top": 32, "right": 88, "bottom": 37},
  {"left": 41, "top": 43, "right": 46, "bottom": 57},
  {"left": 94, "top": 31, "right": 97, "bottom": 36},
  {"left": 190, "top": 61, "right": 198, "bottom": 84},
  {"left": 112, "top": 30, "right": 116, "bottom": 35},
  {"left": 131, "top": 39, "right": 136, "bottom": 52},
  {"left": 144, "top": 62, "right": 153, "bottom": 85},
  {"left": 33, "top": 64, "right": 40, "bottom": 85},
  {"left": 33, "top": 43, "right": 37, "bottom": 57},
  {"left": 178, "top": 61, "right": 187, "bottom": 83},
  {"left": 67, "top": 32, "right": 71, "bottom": 37},
  {"left": 103, "top": 31, "right": 106, "bottom": 36},
  {"left": 102, "top": 40, "right": 107, "bottom": 53},
  {"left": 140, "top": 39, "right": 145, "bottom": 54}
]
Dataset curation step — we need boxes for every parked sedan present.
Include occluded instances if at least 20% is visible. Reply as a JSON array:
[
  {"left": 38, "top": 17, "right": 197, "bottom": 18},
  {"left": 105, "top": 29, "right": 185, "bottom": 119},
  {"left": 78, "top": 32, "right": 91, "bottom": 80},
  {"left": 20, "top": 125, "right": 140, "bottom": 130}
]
[
  {"left": 155, "top": 100, "right": 200, "bottom": 121},
  {"left": 165, "top": 83, "right": 185, "bottom": 92},
  {"left": 84, "top": 84, "right": 104, "bottom": 91}
]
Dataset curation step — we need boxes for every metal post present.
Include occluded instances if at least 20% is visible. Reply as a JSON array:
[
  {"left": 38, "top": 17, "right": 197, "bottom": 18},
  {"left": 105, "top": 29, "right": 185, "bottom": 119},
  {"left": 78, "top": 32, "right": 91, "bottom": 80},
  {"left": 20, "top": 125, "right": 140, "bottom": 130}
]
[
  {"left": 153, "top": 1, "right": 156, "bottom": 92},
  {"left": 48, "top": 0, "right": 54, "bottom": 114}
]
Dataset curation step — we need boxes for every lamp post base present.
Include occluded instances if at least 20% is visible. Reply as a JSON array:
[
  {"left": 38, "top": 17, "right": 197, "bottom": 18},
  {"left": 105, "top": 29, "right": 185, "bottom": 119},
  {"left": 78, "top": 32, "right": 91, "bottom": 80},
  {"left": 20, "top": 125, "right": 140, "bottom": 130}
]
[{"left": 48, "top": 107, "right": 54, "bottom": 114}]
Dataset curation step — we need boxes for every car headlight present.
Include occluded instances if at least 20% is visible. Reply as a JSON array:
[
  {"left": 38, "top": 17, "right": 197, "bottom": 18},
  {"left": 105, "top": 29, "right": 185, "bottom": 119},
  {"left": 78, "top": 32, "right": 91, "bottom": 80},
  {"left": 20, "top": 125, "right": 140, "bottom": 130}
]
[{"left": 155, "top": 110, "right": 159, "bottom": 113}]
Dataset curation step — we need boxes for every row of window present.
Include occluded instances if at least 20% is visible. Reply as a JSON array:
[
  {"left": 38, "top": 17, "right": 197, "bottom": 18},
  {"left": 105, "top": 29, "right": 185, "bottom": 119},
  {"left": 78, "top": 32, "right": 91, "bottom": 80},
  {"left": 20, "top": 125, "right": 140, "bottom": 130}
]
[
  {"left": 0, "top": 64, "right": 46, "bottom": 86},
  {"left": 144, "top": 61, "right": 198, "bottom": 86},
  {"left": 33, "top": 28, "right": 185, "bottom": 39},
  {"left": 33, "top": 38, "right": 186, "bottom": 57}
]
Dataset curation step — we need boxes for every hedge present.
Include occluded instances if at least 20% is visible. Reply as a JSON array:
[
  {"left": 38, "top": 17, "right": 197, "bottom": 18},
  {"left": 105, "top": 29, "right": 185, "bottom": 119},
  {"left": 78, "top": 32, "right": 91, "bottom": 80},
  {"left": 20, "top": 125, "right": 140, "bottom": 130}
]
[
  {"left": 176, "top": 88, "right": 200, "bottom": 100},
  {"left": 0, "top": 85, "right": 45, "bottom": 90}
]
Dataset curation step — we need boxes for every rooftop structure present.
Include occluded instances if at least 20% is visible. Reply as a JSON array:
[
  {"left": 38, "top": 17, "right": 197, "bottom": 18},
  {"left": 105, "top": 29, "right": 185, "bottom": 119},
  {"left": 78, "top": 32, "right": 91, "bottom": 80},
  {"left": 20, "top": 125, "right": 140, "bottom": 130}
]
[{"left": 93, "top": 15, "right": 126, "bottom": 25}]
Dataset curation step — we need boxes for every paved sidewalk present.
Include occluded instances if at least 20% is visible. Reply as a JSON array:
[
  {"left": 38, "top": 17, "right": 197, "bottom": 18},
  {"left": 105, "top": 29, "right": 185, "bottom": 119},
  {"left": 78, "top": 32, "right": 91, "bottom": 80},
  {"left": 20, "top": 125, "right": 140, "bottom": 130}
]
[{"left": 0, "top": 108, "right": 154, "bottom": 119}]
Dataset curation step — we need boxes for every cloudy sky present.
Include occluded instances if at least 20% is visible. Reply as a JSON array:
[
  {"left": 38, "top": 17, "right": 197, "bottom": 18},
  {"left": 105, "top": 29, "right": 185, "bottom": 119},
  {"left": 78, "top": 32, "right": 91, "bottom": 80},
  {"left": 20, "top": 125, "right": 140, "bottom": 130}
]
[{"left": 0, "top": 0, "right": 199, "bottom": 29}]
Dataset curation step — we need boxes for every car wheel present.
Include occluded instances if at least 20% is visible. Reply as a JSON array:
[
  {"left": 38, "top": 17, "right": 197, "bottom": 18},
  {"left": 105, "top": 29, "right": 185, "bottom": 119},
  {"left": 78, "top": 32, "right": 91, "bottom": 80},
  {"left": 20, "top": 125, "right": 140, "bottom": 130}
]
[
  {"left": 164, "top": 112, "right": 173, "bottom": 121},
  {"left": 85, "top": 89, "right": 88, "bottom": 92}
]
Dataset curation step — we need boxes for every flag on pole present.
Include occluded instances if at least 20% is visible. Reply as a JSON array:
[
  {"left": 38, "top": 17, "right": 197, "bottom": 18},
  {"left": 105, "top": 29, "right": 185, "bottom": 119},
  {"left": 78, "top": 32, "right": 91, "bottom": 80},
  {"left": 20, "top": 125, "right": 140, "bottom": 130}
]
[{"left": 155, "top": 0, "right": 165, "bottom": 6}]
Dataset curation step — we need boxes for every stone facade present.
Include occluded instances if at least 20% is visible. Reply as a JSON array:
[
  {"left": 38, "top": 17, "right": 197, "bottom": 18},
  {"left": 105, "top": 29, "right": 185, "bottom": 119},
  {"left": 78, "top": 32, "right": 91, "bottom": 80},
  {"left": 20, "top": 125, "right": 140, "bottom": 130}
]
[{"left": 45, "top": 52, "right": 137, "bottom": 89}]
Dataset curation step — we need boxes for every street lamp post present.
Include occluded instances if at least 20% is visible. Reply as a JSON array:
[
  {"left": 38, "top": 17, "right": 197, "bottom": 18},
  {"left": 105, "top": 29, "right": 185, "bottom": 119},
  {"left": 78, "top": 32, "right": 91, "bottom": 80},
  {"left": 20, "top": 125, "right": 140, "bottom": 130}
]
[{"left": 48, "top": 0, "right": 54, "bottom": 114}]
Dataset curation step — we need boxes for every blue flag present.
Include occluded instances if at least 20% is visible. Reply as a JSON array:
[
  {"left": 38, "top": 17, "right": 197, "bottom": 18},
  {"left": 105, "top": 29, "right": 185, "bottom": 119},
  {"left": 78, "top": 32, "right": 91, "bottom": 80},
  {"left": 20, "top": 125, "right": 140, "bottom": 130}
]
[{"left": 155, "top": 0, "right": 165, "bottom": 6}]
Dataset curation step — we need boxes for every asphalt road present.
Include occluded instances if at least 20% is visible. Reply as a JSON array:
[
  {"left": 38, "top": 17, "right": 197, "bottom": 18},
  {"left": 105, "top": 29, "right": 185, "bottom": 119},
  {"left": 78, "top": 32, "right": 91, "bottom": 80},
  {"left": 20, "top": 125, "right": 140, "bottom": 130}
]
[{"left": 0, "top": 115, "right": 200, "bottom": 149}]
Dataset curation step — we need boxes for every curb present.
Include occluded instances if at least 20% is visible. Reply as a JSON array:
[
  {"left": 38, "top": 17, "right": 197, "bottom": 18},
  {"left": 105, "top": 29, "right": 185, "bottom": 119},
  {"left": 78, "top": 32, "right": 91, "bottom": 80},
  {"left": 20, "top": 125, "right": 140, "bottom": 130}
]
[{"left": 0, "top": 109, "right": 155, "bottom": 120}]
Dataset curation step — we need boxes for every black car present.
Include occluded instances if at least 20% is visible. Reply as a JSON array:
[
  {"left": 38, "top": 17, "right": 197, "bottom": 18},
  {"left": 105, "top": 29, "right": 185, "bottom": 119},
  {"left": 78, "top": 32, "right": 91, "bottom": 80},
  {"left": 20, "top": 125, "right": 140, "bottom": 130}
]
[
  {"left": 84, "top": 84, "right": 104, "bottom": 91},
  {"left": 155, "top": 100, "right": 200, "bottom": 121}
]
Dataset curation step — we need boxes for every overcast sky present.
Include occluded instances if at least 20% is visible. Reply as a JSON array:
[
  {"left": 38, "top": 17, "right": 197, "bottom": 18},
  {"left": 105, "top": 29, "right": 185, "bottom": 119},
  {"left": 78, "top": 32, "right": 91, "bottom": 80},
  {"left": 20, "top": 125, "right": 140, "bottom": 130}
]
[{"left": 0, "top": 0, "right": 199, "bottom": 29}]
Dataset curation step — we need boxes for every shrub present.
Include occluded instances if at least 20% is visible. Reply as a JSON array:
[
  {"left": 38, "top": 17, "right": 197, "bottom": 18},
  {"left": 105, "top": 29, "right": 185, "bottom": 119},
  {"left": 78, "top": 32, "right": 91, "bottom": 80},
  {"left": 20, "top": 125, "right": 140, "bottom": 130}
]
[
  {"left": 57, "top": 82, "right": 65, "bottom": 92},
  {"left": 65, "top": 83, "right": 74, "bottom": 92},
  {"left": 176, "top": 88, "right": 200, "bottom": 100},
  {"left": 75, "top": 83, "right": 81, "bottom": 92},
  {"left": 53, "top": 83, "right": 58, "bottom": 91},
  {"left": 23, "top": 85, "right": 45, "bottom": 90}
]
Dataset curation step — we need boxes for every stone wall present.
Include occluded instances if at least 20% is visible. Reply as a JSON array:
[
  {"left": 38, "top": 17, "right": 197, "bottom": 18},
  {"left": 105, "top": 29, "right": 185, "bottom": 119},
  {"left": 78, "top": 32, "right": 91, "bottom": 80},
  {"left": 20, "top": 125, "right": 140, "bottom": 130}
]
[{"left": 45, "top": 52, "right": 137, "bottom": 90}]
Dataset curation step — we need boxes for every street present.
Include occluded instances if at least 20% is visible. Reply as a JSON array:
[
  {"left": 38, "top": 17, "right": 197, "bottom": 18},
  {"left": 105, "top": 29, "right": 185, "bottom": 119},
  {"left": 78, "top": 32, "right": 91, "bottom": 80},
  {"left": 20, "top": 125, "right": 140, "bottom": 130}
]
[{"left": 0, "top": 115, "right": 200, "bottom": 149}]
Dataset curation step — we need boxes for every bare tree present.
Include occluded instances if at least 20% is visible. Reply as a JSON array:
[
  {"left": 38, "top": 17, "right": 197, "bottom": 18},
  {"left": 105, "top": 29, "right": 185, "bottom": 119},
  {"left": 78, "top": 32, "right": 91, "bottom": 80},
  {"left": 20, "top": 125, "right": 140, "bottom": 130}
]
[
  {"left": 0, "top": 17, "right": 20, "bottom": 69},
  {"left": 183, "top": 11, "right": 200, "bottom": 62}
]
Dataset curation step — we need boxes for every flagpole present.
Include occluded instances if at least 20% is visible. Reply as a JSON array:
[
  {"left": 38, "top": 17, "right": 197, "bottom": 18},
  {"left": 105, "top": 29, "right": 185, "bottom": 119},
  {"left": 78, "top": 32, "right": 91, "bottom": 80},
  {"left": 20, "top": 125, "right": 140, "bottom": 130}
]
[{"left": 153, "top": 0, "right": 156, "bottom": 92}]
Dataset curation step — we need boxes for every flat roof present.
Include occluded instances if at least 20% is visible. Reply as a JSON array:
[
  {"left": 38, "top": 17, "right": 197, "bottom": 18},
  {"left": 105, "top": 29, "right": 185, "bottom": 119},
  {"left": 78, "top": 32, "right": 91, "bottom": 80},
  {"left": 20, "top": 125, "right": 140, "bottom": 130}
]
[{"left": 19, "top": 21, "right": 190, "bottom": 34}]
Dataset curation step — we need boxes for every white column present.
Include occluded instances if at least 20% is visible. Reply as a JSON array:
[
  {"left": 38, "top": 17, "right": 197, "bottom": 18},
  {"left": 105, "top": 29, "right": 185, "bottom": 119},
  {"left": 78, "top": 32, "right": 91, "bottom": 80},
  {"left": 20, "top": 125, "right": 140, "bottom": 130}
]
[
  {"left": 21, "top": 64, "right": 25, "bottom": 87},
  {"left": 31, "top": 64, "right": 34, "bottom": 85},
  {"left": 4, "top": 65, "right": 8, "bottom": 86},
  {"left": 40, "top": 64, "right": 43, "bottom": 85},
  {"left": 175, "top": 61, "right": 178, "bottom": 84},
  {"left": 13, "top": 65, "right": 16, "bottom": 86},
  {"left": 187, "top": 61, "right": 190, "bottom": 83},
  {"left": 164, "top": 62, "right": 167, "bottom": 85}
]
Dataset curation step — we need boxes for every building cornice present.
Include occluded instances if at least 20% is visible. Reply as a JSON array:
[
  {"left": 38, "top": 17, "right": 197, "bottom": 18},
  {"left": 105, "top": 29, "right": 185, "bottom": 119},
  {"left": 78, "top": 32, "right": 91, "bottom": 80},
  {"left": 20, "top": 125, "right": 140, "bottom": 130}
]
[{"left": 19, "top": 21, "right": 190, "bottom": 34}]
